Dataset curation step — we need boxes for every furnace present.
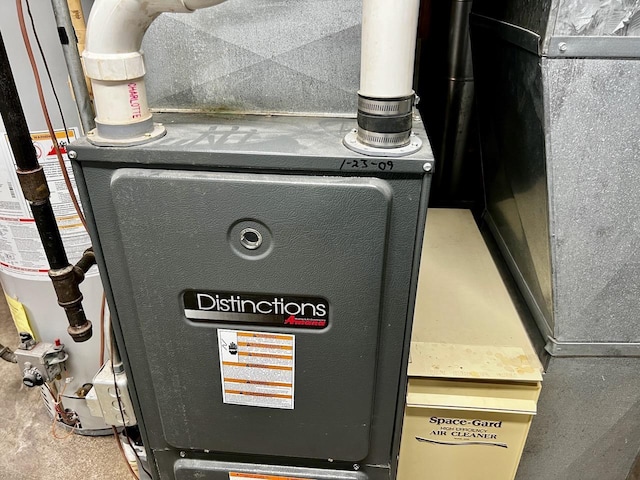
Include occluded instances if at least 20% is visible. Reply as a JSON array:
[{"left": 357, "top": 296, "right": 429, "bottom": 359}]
[{"left": 71, "top": 113, "right": 433, "bottom": 479}]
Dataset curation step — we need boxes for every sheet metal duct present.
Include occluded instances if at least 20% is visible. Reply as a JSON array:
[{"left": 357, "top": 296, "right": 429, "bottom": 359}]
[
  {"left": 471, "top": 0, "right": 640, "bottom": 356},
  {"left": 471, "top": 1, "right": 640, "bottom": 478}
]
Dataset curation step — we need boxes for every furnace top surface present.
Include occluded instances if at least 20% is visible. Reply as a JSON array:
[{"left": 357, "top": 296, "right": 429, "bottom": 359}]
[{"left": 72, "top": 113, "right": 434, "bottom": 175}]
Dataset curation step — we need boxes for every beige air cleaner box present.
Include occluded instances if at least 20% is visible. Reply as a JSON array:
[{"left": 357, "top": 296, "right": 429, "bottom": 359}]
[{"left": 397, "top": 209, "right": 543, "bottom": 480}]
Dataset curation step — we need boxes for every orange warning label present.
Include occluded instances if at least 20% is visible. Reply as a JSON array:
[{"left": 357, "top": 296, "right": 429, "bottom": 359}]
[
  {"left": 222, "top": 362, "right": 293, "bottom": 371},
  {"left": 237, "top": 342, "right": 293, "bottom": 350},
  {"left": 237, "top": 332, "right": 293, "bottom": 340},
  {"left": 218, "top": 329, "right": 295, "bottom": 409},
  {"left": 229, "top": 473, "right": 313, "bottom": 480},
  {"left": 229, "top": 472, "right": 314, "bottom": 480},
  {"left": 224, "top": 378, "right": 291, "bottom": 387}
]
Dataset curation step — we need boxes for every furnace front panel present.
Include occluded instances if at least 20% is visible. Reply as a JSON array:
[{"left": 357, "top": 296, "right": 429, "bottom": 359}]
[{"left": 72, "top": 114, "right": 433, "bottom": 480}]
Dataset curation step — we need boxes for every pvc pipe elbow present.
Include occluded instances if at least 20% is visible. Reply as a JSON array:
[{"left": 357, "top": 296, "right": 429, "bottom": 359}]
[
  {"left": 85, "top": 0, "right": 228, "bottom": 57},
  {"left": 181, "top": 0, "right": 228, "bottom": 10},
  {"left": 82, "top": 0, "right": 227, "bottom": 142}
]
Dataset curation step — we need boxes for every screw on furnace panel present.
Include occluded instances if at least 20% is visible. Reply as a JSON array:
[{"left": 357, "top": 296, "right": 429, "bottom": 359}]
[
  {"left": 423, "top": 163, "right": 433, "bottom": 172},
  {"left": 179, "top": 451, "right": 186, "bottom": 458},
  {"left": 68, "top": 150, "right": 77, "bottom": 159},
  {"left": 353, "top": 464, "right": 360, "bottom": 471},
  {"left": 558, "top": 42, "right": 568, "bottom": 52}
]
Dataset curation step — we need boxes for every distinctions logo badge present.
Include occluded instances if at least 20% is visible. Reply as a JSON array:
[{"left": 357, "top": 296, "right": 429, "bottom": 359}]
[{"left": 183, "top": 290, "right": 329, "bottom": 329}]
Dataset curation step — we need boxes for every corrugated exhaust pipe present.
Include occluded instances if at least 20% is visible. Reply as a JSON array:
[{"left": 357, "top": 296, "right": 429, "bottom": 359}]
[
  {"left": 82, "top": 0, "right": 227, "bottom": 146},
  {"left": 344, "top": 0, "right": 423, "bottom": 157}
]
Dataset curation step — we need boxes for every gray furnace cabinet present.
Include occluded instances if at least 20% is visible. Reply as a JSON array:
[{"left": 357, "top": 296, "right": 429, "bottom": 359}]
[{"left": 71, "top": 114, "right": 433, "bottom": 480}]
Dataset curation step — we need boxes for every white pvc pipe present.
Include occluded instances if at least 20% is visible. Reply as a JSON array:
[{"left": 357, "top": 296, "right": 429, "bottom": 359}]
[
  {"left": 91, "top": 79, "right": 152, "bottom": 125},
  {"left": 360, "top": 0, "right": 421, "bottom": 99},
  {"left": 83, "top": 0, "right": 227, "bottom": 132}
]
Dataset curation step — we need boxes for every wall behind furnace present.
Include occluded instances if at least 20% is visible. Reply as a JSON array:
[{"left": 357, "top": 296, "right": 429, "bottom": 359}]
[{"left": 141, "top": 0, "right": 362, "bottom": 115}]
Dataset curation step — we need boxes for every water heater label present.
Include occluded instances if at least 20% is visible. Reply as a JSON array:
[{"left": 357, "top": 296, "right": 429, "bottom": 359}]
[
  {"left": 0, "top": 128, "right": 96, "bottom": 280},
  {"left": 184, "top": 290, "right": 328, "bottom": 329},
  {"left": 218, "top": 329, "right": 295, "bottom": 410}
]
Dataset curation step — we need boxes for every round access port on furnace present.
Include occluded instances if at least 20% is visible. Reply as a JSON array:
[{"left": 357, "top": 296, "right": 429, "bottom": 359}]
[
  {"left": 228, "top": 220, "right": 273, "bottom": 260},
  {"left": 240, "top": 228, "right": 263, "bottom": 250}
]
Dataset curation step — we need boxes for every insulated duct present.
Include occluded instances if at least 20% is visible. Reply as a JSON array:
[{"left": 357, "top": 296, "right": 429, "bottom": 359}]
[
  {"left": 345, "top": 0, "right": 423, "bottom": 156},
  {"left": 82, "top": 0, "right": 227, "bottom": 145}
]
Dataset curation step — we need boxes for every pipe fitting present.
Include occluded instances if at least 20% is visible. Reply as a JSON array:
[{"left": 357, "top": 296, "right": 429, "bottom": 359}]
[
  {"left": 49, "top": 265, "right": 93, "bottom": 342},
  {"left": 16, "top": 166, "right": 50, "bottom": 205},
  {"left": 356, "top": 94, "right": 415, "bottom": 148},
  {"left": 49, "top": 265, "right": 84, "bottom": 309},
  {"left": 74, "top": 247, "right": 97, "bottom": 280},
  {"left": 83, "top": 0, "right": 228, "bottom": 145}
]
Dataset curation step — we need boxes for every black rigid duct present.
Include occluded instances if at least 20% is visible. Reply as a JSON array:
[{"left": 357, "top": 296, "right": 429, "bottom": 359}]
[{"left": 417, "top": 0, "right": 482, "bottom": 209}]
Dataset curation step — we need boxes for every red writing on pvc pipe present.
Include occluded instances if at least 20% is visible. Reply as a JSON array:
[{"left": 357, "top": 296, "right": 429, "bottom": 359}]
[{"left": 128, "top": 82, "right": 142, "bottom": 119}]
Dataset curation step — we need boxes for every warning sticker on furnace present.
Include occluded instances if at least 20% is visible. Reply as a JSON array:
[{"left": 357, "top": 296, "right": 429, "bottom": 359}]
[
  {"left": 218, "top": 329, "right": 295, "bottom": 410},
  {"left": 229, "top": 473, "right": 313, "bottom": 480}
]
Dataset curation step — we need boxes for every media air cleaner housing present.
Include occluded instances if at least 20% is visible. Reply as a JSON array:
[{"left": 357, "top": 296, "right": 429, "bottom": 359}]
[{"left": 71, "top": 112, "right": 433, "bottom": 479}]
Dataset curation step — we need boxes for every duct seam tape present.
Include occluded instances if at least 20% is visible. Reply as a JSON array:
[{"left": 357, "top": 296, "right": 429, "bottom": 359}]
[{"left": 82, "top": 51, "right": 145, "bottom": 81}]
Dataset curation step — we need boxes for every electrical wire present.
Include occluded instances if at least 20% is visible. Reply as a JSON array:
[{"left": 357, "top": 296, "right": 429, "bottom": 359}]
[
  {"left": 99, "top": 292, "right": 106, "bottom": 367},
  {"left": 18, "top": 6, "right": 142, "bottom": 473},
  {"left": 112, "top": 426, "right": 140, "bottom": 480},
  {"left": 24, "top": 0, "right": 70, "bottom": 145},
  {"left": 18, "top": 1, "right": 120, "bottom": 453},
  {"left": 16, "top": 0, "right": 88, "bottom": 231},
  {"left": 107, "top": 333, "right": 139, "bottom": 480},
  {"left": 48, "top": 376, "right": 78, "bottom": 439},
  {"left": 111, "top": 335, "right": 153, "bottom": 479}
]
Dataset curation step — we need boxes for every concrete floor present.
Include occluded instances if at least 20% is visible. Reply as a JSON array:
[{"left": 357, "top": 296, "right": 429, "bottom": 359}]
[{"left": 0, "top": 294, "right": 130, "bottom": 480}]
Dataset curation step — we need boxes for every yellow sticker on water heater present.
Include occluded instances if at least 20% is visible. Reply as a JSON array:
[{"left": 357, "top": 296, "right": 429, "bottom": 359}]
[{"left": 4, "top": 294, "right": 34, "bottom": 337}]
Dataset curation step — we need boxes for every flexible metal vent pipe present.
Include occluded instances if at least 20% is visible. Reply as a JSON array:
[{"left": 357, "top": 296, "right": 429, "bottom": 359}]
[{"left": 82, "top": 0, "right": 227, "bottom": 146}]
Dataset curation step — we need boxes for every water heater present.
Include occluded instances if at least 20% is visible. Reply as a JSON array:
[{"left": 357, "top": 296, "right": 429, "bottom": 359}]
[{"left": 71, "top": 113, "right": 433, "bottom": 479}]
